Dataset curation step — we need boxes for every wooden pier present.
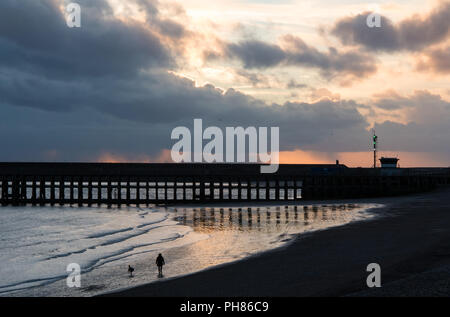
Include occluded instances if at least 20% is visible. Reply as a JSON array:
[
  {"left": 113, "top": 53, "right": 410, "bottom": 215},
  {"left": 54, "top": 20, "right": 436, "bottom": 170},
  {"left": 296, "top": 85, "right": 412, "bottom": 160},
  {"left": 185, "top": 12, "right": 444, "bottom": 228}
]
[{"left": 0, "top": 163, "right": 449, "bottom": 206}]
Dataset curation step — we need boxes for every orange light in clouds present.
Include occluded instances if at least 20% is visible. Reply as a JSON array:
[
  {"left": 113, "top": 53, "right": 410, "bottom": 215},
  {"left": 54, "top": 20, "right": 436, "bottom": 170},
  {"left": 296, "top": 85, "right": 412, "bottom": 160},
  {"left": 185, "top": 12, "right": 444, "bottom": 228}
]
[
  {"left": 97, "top": 149, "right": 173, "bottom": 163},
  {"left": 97, "top": 149, "right": 449, "bottom": 167},
  {"left": 281, "top": 150, "right": 450, "bottom": 168},
  {"left": 279, "top": 150, "right": 332, "bottom": 165}
]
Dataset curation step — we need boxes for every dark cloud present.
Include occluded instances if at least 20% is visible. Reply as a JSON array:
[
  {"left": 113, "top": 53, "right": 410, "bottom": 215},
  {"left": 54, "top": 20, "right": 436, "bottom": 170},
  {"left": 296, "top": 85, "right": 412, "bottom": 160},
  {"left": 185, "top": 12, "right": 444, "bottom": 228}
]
[
  {"left": 331, "top": 13, "right": 399, "bottom": 52},
  {"left": 372, "top": 90, "right": 448, "bottom": 113},
  {"left": 219, "top": 35, "right": 377, "bottom": 82},
  {"left": 372, "top": 90, "right": 450, "bottom": 153},
  {"left": 135, "top": 0, "right": 187, "bottom": 39},
  {"left": 0, "top": 0, "right": 448, "bottom": 163},
  {"left": 331, "top": 2, "right": 450, "bottom": 52},
  {"left": 372, "top": 90, "right": 412, "bottom": 110},
  {"left": 234, "top": 70, "right": 271, "bottom": 88},
  {"left": 416, "top": 46, "right": 450, "bottom": 74},
  {"left": 286, "top": 80, "right": 307, "bottom": 89},
  {"left": 0, "top": 89, "right": 371, "bottom": 161},
  {"left": 0, "top": 64, "right": 371, "bottom": 157},
  {"left": 374, "top": 119, "right": 450, "bottom": 153},
  {"left": 0, "top": 0, "right": 373, "bottom": 161},
  {"left": 227, "top": 41, "right": 286, "bottom": 68},
  {"left": 0, "top": 0, "right": 172, "bottom": 81}
]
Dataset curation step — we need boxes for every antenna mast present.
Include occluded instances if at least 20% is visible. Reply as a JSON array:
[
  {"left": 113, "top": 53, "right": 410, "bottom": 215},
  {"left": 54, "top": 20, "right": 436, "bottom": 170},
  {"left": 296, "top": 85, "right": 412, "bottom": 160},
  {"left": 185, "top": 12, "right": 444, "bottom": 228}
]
[{"left": 372, "top": 130, "right": 378, "bottom": 168}]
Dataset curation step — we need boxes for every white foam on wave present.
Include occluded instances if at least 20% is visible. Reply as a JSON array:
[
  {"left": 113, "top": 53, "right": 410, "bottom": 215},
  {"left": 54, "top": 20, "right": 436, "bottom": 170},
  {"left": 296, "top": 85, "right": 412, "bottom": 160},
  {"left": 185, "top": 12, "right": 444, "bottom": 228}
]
[{"left": 0, "top": 205, "right": 205, "bottom": 294}]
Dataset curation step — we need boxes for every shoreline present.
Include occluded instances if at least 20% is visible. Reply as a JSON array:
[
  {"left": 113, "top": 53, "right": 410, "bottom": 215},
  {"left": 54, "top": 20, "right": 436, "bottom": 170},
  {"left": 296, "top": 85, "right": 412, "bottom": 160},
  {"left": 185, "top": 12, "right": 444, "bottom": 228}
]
[
  {"left": 94, "top": 201, "right": 381, "bottom": 297},
  {"left": 103, "top": 188, "right": 450, "bottom": 297},
  {"left": 104, "top": 188, "right": 450, "bottom": 297},
  {"left": 98, "top": 202, "right": 387, "bottom": 297},
  {"left": 0, "top": 199, "right": 377, "bottom": 297}
]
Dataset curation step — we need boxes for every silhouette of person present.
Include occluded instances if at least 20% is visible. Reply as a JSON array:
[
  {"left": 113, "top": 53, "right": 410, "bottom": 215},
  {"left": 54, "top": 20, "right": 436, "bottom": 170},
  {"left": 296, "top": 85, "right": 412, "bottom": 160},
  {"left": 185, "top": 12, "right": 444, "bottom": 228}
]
[
  {"left": 156, "top": 253, "right": 165, "bottom": 277},
  {"left": 128, "top": 265, "right": 134, "bottom": 277}
]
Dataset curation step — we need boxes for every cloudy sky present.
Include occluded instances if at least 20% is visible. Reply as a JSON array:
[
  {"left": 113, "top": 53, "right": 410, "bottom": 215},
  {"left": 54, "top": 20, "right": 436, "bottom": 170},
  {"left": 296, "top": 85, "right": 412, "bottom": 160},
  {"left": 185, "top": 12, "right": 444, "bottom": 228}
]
[{"left": 1, "top": 0, "right": 449, "bottom": 167}]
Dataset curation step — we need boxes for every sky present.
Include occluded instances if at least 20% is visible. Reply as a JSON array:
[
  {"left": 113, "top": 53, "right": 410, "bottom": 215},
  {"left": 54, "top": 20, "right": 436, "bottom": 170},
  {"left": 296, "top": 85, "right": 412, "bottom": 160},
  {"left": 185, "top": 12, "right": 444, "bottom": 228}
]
[{"left": 0, "top": 0, "right": 449, "bottom": 167}]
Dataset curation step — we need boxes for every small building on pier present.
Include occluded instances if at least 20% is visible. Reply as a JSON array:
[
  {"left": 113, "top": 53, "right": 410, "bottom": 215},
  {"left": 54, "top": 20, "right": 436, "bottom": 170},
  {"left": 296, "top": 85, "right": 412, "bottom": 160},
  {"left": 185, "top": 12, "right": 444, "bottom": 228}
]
[{"left": 380, "top": 157, "right": 399, "bottom": 168}]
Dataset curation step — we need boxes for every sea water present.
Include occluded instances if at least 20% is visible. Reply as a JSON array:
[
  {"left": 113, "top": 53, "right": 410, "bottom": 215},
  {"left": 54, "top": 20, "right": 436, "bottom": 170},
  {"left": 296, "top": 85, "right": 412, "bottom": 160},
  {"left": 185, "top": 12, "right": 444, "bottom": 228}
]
[{"left": 0, "top": 202, "right": 382, "bottom": 296}]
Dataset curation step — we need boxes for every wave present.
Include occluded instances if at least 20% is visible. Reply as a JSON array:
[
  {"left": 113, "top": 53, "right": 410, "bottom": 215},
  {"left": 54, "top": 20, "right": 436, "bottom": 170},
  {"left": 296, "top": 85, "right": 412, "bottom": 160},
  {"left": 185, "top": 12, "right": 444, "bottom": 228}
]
[{"left": 0, "top": 205, "right": 193, "bottom": 295}]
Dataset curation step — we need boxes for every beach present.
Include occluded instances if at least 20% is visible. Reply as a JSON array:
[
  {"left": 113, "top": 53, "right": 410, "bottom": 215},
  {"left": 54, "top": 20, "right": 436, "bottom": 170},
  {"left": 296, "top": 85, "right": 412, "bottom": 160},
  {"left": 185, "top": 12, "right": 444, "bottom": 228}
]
[
  {"left": 0, "top": 198, "right": 377, "bottom": 296},
  {"left": 106, "top": 187, "right": 450, "bottom": 297}
]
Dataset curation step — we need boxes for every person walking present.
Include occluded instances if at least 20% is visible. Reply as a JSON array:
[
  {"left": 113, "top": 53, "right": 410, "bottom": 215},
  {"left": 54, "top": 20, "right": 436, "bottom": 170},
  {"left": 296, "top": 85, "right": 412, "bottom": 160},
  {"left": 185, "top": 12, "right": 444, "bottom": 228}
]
[{"left": 156, "top": 253, "right": 165, "bottom": 277}]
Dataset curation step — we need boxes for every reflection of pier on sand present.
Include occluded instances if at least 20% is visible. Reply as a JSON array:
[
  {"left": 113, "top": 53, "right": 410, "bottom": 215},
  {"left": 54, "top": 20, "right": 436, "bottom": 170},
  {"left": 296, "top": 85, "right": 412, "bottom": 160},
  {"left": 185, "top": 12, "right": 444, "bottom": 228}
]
[{"left": 171, "top": 203, "right": 370, "bottom": 235}]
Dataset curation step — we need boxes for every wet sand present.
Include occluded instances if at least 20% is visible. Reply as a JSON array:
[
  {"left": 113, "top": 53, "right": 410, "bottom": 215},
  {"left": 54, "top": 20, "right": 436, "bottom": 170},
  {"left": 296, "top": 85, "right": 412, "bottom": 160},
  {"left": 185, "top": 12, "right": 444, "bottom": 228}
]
[{"left": 104, "top": 187, "right": 450, "bottom": 297}]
